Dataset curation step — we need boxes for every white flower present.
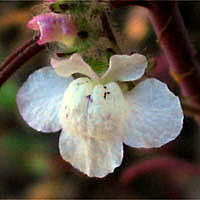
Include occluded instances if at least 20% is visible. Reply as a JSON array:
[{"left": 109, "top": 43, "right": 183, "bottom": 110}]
[{"left": 17, "top": 53, "right": 183, "bottom": 178}]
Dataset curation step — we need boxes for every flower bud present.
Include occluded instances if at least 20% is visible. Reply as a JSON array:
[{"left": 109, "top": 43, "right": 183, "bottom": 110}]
[{"left": 27, "top": 12, "right": 78, "bottom": 46}]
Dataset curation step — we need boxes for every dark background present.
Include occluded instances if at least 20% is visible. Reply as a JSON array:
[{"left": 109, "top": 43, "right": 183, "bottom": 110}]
[{"left": 0, "top": 1, "right": 200, "bottom": 199}]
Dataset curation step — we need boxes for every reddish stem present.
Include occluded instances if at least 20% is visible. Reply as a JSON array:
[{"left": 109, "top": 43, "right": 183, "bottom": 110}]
[
  {"left": 112, "top": 0, "right": 200, "bottom": 106},
  {"left": 0, "top": 36, "right": 45, "bottom": 87},
  {"left": 147, "top": 1, "right": 200, "bottom": 105},
  {"left": 110, "top": 0, "right": 150, "bottom": 8},
  {"left": 121, "top": 156, "right": 200, "bottom": 185}
]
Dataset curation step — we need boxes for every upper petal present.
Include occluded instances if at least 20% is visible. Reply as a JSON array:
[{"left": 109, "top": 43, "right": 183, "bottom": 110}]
[
  {"left": 59, "top": 130, "right": 123, "bottom": 178},
  {"left": 17, "top": 67, "right": 73, "bottom": 133},
  {"left": 124, "top": 78, "right": 183, "bottom": 148},
  {"left": 102, "top": 54, "right": 147, "bottom": 82},
  {"left": 51, "top": 53, "right": 99, "bottom": 80}
]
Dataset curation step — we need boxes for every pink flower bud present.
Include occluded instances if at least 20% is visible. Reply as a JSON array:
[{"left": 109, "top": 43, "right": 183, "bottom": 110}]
[{"left": 27, "top": 12, "right": 78, "bottom": 46}]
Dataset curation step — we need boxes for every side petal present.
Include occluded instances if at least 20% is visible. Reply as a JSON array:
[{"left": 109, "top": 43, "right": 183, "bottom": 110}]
[
  {"left": 51, "top": 54, "right": 99, "bottom": 80},
  {"left": 102, "top": 54, "right": 147, "bottom": 82},
  {"left": 124, "top": 78, "right": 183, "bottom": 148},
  {"left": 59, "top": 130, "right": 123, "bottom": 178},
  {"left": 17, "top": 67, "right": 73, "bottom": 133}
]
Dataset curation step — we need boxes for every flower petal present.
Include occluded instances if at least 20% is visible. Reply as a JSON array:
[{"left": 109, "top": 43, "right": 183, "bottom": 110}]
[
  {"left": 102, "top": 54, "right": 147, "bottom": 82},
  {"left": 17, "top": 67, "right": 73, "bottom": 132},
  {"left": 124, "top": 78, "right": 183, "bottom": 148},
  {"left": 51, "top": 53, "right": 99, "bottom": 79},
  {"left": 59, "top": 130, "right": 123, "bottom": 177},
  {"left": 60, "top": 78, "right": 128, "bottom": 141}
]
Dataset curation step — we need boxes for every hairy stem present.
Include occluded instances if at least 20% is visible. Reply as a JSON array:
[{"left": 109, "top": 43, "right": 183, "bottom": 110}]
[
  {"left": 101, "top": 12, "right": 121, "bottom": 53},
  {"left": 0, "top": 36, "right": 45, "bottom": 87}
]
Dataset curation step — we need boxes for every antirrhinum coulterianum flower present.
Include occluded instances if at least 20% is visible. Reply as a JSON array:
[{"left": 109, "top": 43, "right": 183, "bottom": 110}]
[{"left": 17, "top": 53, "right": 183, "bottom": 177}]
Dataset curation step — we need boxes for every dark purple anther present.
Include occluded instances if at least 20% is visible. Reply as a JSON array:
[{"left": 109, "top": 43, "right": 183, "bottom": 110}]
[
  {"left": 104, "top": 91, "right": 110, "bottom": 99},
  {"left": 86, "top": 95, "right": 93, "bottom": 103}
]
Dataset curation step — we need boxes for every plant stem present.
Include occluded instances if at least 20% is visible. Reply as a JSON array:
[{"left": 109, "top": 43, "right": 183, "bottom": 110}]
[
  {"left": 183, "top": 102, "right": 200, "bottom": 116},
  {"left": 0, "top": 36, "right": 45, "bottom": 87},
  {"left": 111, "top": 0, "right": 200, "bottom": 106},
  {"left": 121, "top": 156, "right": 200, "bottom": 185},
  {"left": 110, "top": 0, "right": 150, "bottom": 9},
  {"left": 100, "top": 12, "right": 121, "bottom": 53},
  {"left": 147, "top": 1, "right": 200, "bottom": 106}
]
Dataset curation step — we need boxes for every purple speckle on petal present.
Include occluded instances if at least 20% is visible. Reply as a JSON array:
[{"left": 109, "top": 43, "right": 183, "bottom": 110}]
[
  {"left": 104, "top": 91, "right": 110, "bottom": 100},
  {"left": 86, "top": 95, "right": 93, "bottom": 103}
]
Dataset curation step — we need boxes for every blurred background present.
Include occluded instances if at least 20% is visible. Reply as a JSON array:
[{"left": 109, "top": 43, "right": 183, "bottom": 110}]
[{"left": 0, "top": 1, "right": 200, "bottom": 199}]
